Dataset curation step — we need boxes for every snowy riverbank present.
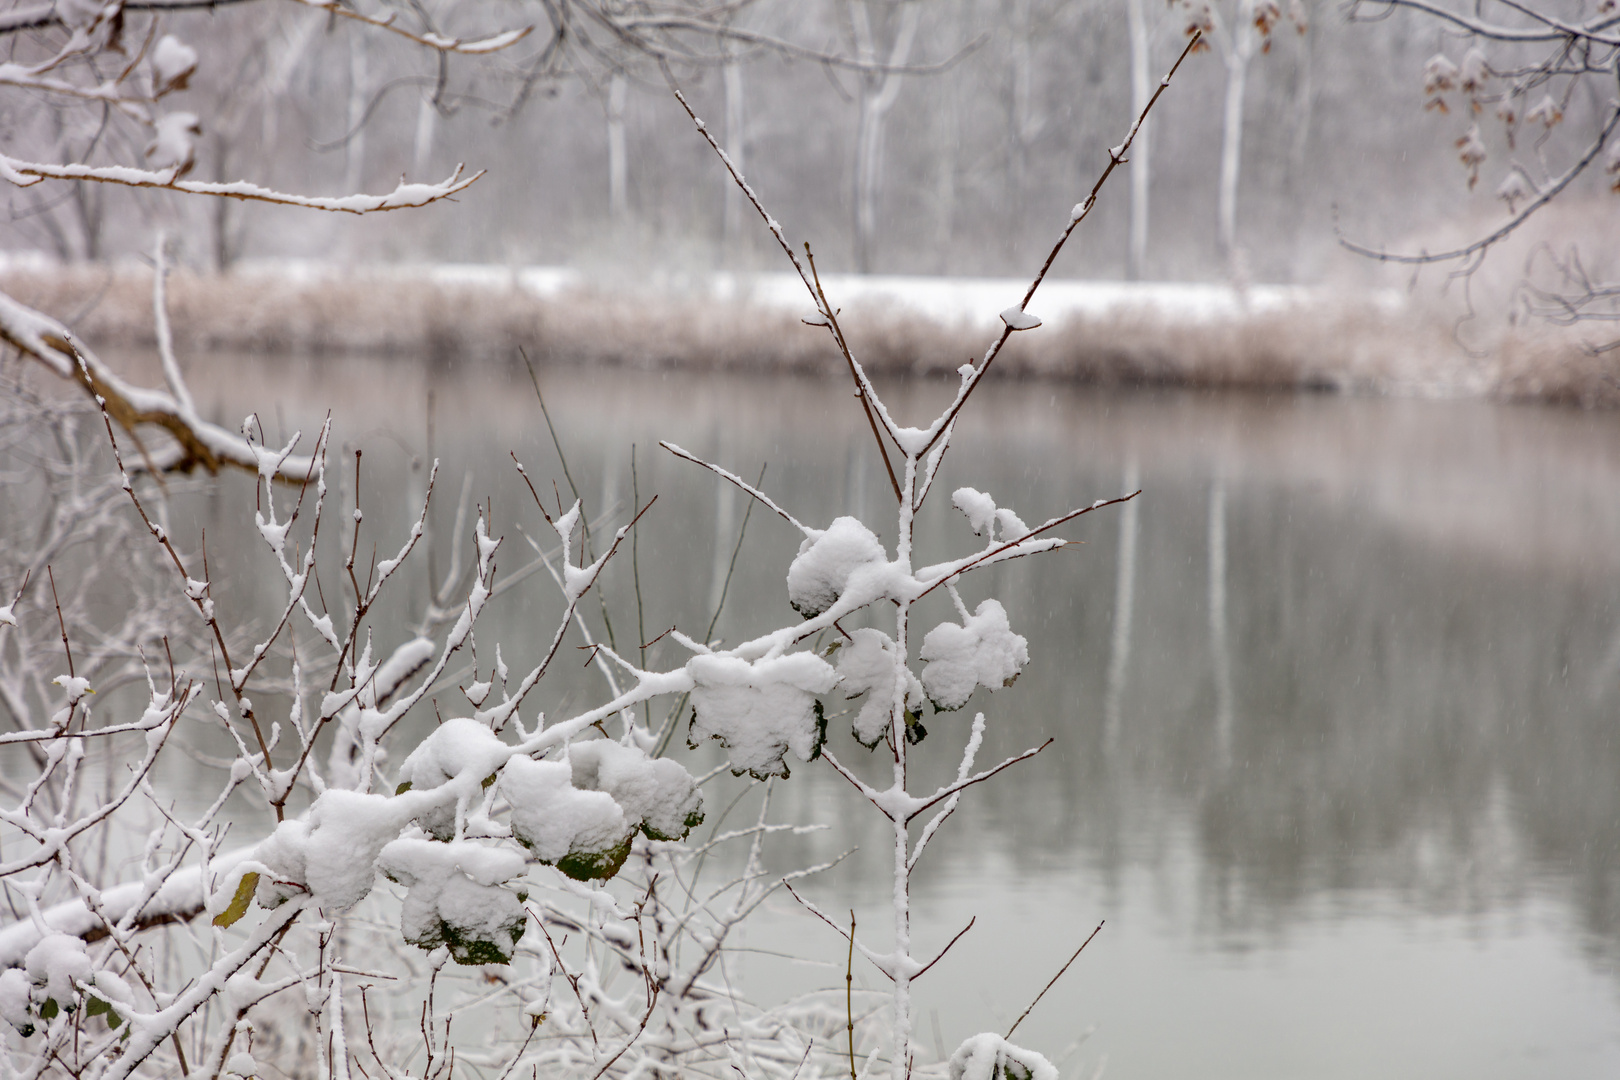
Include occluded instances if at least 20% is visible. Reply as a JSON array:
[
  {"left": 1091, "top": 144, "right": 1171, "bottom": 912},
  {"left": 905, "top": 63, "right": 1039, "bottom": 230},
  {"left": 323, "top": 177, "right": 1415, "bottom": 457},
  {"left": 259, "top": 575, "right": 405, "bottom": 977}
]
[{"left": 1, "top": 254, "right": 1610, "bottom": 405}]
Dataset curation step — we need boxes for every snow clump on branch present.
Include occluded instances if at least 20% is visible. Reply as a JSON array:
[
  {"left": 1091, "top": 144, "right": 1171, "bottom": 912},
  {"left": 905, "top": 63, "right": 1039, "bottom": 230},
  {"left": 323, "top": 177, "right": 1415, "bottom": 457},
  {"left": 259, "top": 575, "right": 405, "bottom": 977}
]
[
  {"left": 919, "top": 599, "right": 1030, "bottom": 711},
  {"left": 688, "top": 652, "right": 839, "bottom": 778},
  {"left": 833, "top": 628, "right": 925, "bottom": 747},
  {"left": 948, "top": 1033, "right": 1058, "bottom": 1080},
  {"left": 786, "top": 516, "right": 888, "bottom": 618},
  {"left": 377, "top": 839, "right": 528, "bottom": 965}
]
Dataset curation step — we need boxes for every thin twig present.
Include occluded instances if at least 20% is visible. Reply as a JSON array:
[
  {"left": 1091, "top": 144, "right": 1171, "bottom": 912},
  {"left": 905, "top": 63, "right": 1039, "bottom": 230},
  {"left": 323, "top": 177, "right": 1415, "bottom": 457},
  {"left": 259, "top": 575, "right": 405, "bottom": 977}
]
[
  {"left": 913, "top": 915, "right": 974, "bottom": 980},
  {"left": 917, "top": 32, "right": 1203, "bottom": 459},
  {"left": 521, "top": 347, "right": 618, "bottom": 652},
  {"left": 1005, "top": 920, "right": 1105, "bottom": 1039},
  {"left": 913, "top": 492, "right": 1140, "bottom": 601},
  {"left": 46, "top": 566, "right": 73, "bottom": 678},
  {"left": 847, "top": 910, "right": 858, "bottom": 1080},
  {"left": 804, "top": 243, "right": 902, "bottom": 503},
  {"left": 660, "top": 442, "right": 809, "bottom": 534}
]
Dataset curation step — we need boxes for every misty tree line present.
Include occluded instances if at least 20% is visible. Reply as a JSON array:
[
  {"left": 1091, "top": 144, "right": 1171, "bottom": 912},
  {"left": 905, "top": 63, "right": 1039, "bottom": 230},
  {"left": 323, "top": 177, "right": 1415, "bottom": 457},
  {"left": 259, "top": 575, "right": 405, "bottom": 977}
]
[{"left": 3, "top": 0, "right": 1610, "bottom": 283}]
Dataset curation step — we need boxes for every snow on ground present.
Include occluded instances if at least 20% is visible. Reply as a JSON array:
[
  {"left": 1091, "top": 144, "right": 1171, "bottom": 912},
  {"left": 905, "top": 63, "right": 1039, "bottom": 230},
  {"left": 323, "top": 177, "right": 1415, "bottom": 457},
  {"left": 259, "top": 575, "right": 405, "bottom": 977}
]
[{"left": 705, "top": 269, "right": 1395, "bottom": 327}]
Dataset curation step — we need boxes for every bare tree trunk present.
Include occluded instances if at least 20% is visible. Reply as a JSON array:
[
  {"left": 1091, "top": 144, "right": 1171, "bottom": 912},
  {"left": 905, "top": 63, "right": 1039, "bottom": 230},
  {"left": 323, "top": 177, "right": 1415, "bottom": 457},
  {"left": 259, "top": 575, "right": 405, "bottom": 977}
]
[
  {"left": 345, "top": 30, "right": 368, "bottom": 195},
  {"left": 1126, "top": 0, "right": 1152, "bottom": 280},
  {"left": 932, "top": 75, "right": 957, "bottom": 271},
  {"left": 1217, "top": 53, "right": 1248, "bottom": 260},
  {"left": 1009, "top": 0, "right": 1035, "bottom": 199},
  {"left": 413, "top": 93, "right": 437, "bottom": 180},
  {"left": 1215, "top": 0, "right": 1256, "bottom": 263},
  {"left": 212, "top": 136, "right": 234, "bottom": 272},
  {"left": 722, "top": 57, "right": 747, "bottom": 252},
  {"left": 608, "top": 72, "right": 629, "bottom": 223},
  {"left": 1288, "top": 19, "right": 1314, "bottom": 175},
  {"left": 71, "top": 181, "right": 102, "bottom": 262},
  {"left": 850, "top": 0, "right": 920, "bottom": 274}
]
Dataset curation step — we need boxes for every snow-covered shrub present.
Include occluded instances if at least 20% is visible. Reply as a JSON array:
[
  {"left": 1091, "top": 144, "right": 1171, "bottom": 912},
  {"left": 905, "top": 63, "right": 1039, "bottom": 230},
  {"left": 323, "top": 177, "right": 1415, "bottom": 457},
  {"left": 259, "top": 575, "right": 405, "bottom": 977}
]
[
  {"left": 948, "top": 1033, "right": 1060, "bottom": 1080},
  {"left": 0, "top": 31, "right": 1197, "bottom": 1080}
]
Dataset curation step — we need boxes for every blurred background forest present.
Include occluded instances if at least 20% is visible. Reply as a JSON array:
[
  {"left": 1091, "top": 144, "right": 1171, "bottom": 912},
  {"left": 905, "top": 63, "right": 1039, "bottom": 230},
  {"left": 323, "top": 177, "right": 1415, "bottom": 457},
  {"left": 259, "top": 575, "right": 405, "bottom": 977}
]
[{"left": 2, "top": 0, "right": 1596, "bottom": 288}]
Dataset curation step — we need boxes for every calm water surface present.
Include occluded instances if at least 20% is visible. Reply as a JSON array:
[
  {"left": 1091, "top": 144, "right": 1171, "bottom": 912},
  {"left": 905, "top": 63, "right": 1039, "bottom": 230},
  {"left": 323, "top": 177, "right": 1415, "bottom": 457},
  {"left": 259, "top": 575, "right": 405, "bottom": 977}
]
[{"left": 124, "top": 356, "right": 1620, "bottom": 1078}]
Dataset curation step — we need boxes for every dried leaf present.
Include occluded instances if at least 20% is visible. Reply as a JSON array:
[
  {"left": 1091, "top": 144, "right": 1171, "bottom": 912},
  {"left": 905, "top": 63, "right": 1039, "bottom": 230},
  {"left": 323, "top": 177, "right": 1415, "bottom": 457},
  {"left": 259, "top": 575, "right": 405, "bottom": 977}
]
[{"left": 212, "top": 871, "right": 260, "bottom": 928}]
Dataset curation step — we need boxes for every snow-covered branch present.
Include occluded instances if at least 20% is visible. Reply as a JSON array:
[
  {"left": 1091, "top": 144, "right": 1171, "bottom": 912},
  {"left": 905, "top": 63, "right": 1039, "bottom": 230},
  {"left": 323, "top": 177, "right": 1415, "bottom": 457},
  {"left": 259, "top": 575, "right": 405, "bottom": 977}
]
[{"left": 1, "top": 155, "right": 482, "bottom": 213}]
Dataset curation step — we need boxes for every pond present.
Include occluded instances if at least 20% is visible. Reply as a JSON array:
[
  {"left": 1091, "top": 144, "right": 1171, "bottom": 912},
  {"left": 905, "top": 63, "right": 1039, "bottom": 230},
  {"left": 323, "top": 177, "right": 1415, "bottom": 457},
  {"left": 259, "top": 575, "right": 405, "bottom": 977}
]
[{"left": 56, "top": 354, "right": 1620, "bottom": 1078}]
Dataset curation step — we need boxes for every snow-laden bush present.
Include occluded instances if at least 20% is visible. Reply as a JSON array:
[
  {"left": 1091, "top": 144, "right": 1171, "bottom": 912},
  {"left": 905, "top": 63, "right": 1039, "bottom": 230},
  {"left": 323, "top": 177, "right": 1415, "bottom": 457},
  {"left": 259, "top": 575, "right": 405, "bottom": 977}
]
[{"left": 0, "top": 34, "right": 1200, "bottom": 1080}]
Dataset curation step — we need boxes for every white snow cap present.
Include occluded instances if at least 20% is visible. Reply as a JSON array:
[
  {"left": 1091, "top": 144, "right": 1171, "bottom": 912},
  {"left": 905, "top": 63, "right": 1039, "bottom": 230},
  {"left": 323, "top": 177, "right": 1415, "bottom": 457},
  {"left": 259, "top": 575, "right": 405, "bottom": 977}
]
[
  {"left": 952, "top": 488, "right": 1029, "bottom": 542},
  {"left": 919, "top": 599, "right": 1029, "bottom": 711},
  {"left": 24, "top": 934, "right": 91, "bottom": 1006},
  {"left": 953, "top": 488, "right": 998, "bottom": 536},
  {"left": 1526, "top": 95, "right": 1562, "bottom": 127},
  {"left": 224, "top": 1052, "right": 260, "bottom": 1079},
  {"left": 0, "top": 968, "right": 31, "bottom": 1034},
  {"left": 786, "top": 516, "right": 887, "bottom": 619},
  {"left": 999, "top": 307, "right": 1042, "bottom": 331},
  {"left": 397, "top": 717, "right": 512, "bottom": 839},
  {"left": 1496, "top": 170, "right": 1532, "bottom": 207},
  {"left": 299, "top": 790, "right": 411, "bottom": 911},
  {"left": 1423, "top": 53, "right": 1458, "bottom": 96},
  {"left": 834, "top": 628, "right": 923, "bottom": 747},
  {"left": 948, "top": 1034, "right": 1058, "bottom": 1080},
  {"left": 500, "top": 757, "right": 630, "bottom": 878},
  {"left": 51, "top": 674, "right": 92, "bottom": 704},
  {"left": 688, "top": 652, "right": 838, "bottom": 778},
  {"left": 378, "top": 838, "right": 527, "bottom": 964},
  {"left": 1459, "top": 47, "right": 1488, "bottom": 94},
  {"left": 149, "top": 35, "right": 198, "bottom": 95},
  {"left": 568, "top": 739, "right": 703, "bottom": 842},
  {"left": 147, "top": 112, "right": 201, "bottom": 175}
]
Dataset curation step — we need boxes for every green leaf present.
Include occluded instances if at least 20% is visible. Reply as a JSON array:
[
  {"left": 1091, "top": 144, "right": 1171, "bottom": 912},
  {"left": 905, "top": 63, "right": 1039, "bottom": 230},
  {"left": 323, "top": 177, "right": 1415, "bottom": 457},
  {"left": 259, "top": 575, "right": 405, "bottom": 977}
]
[
  {"left": 408, "top": 917, "right": 527, "bottom": 966},
  {"left": 395, "top": 781, "right": 413, "bottom": 795},
  {"left": 556, "top": 836, "right": 633, "bottom": 882},
  {"left": 85, "top": 996, "right": 121, "bottom": 1029},
  {"left": 39, "top": 999, "right": 57, "bottom": 1021},
  {"left": 480, "top": 772, "right": 498, "bottom": 789},
  {"left": 641, "top": 804, "right": 706, "bottom": 843},
  {"left": 212, "top": 871, "right": 260, "bottom": 928}
]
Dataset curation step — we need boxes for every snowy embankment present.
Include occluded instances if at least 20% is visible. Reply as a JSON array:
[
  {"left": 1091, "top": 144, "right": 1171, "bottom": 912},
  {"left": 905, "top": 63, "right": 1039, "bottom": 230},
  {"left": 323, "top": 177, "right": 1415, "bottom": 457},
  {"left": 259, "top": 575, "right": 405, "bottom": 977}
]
[
  {"left": 2, "top": 252, "right": 1606, "bottom": 403},
  {"left": 229, "top": 257, "right": 1356, "bottom": 326}
]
